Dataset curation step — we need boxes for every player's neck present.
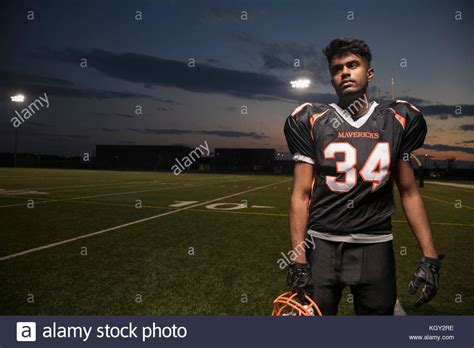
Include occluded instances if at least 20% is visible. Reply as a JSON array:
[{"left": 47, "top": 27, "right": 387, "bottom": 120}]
[{"left": 337, "top": 93, "right": 370, "bottom": 118}]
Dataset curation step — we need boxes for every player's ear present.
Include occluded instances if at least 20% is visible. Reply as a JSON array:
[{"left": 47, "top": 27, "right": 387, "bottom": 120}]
[{"left": 367, "top": 67, "right": 374, "bottom": 81}]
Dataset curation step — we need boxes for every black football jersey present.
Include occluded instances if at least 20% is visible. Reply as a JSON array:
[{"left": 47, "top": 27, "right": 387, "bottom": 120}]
[{"left": 284, "top": 99, "right": 427, "bottom": 235}]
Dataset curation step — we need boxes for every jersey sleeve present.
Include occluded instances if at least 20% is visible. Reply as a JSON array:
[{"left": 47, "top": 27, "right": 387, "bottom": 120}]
[
  {"left": 389, "top": 100, "right": 427, "bottom": 159},
  {"left": 283, "top": 102, "right": 315, "bottom": 165}
]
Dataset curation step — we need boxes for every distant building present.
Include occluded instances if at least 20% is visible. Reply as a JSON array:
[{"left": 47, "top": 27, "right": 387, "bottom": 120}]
[
  {"left": 95, "top": 145, "right": 194, "bottom": 171},
  {"left": 214, "top": 148, "right": 275, "bottom": 173}
]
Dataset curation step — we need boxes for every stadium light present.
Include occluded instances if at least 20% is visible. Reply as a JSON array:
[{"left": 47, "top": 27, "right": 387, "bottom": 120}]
[
  {"left": 11, "top": 94, "right": 26, "bottom": 167},
  {"left": 290, "top": 79, "right": 311, "bottom": 89},
  {"left": 291, "top": 79, "right": 311, "bottom": 105},
  {"left": 10, "top": 94, "right": 25, "bottom": 102}
]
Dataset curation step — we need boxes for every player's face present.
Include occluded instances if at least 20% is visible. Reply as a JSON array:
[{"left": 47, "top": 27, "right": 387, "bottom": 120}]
[{"left": 329, "top": 53, "right": 374, "bottom": 98}]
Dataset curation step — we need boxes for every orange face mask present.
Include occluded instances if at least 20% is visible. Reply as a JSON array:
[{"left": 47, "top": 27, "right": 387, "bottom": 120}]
[{"left": 272, "top": 291, "right": 323, "bottom": 316}]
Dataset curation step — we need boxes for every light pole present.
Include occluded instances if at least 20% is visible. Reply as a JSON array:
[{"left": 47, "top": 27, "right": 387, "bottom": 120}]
[
  {"left": 10, "top": 94, "right": 25, "bottom": 167},
  {"left": 290, "top": 79, "right": 311, "bottom": 105}
]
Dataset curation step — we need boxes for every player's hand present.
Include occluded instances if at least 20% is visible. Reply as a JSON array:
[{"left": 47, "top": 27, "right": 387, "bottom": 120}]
[
  {"left": 408, "top": 254, "right": 445, "bottom": 307},
  {"left": 287, "top": 262, "right": 313, "bottom": 303}
]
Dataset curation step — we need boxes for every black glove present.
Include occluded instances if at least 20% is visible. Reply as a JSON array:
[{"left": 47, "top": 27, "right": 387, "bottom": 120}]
[
  {"left": 287, "top": 262, "right": 313, "bottom": 303},
  {"left": 408, "top": 254, "right": 445, "bottom": 307}
]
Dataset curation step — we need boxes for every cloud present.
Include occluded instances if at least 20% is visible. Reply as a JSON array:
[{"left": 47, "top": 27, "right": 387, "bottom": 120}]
[
  {"left": 235, "top": 33, "right": 330, "bottom": 84},
  {"left": 206, "top": 58, "right": 221, "bottom": 65},
  {"left": 387, "top": 97, "right": 474, "bottom": 118},
  {"left": 263, "top": 43, "right": 328, "bottom": 79},
  {"left": 91, "top": 112, "right": 134, "bottom": 119},
  {"left": 101, "top": 128, "right": 119, "bottom": 132},
  {"left": 22, "top": 131, "right": 90, "bottom": 140},
  {"left": 154, "top": 97, "right": 181, "bottom": 105},
  {"left": 261, "top": 49, "right": 289, "bottom": 70},
  {"left": 421, "top": 104, "right": 474, "bottom": 117},
  {"left": 203, "top": 6, "right": 266, "bottom": 24},
  {"left": 92, "top": 110, "right": 170, "bottom": 117},
  {"left": 1, "top": 70, "right": 73, "bottom": 87},
  {"left": 39, "top": 48, "right": 303, "bottom": 101},
  {"left": 14, "top": 50, "right": 474, "bottom": 113},
  {"left": 206, "top": 7, "right": 241, "bottom": 21},
  {"left": 128, "top": 128, "right": 268, "bottom": 139},
  {"left": 28, "top": 47, "right": 411, "bottom": 104},
  {"left": 0, "top": 69, "right": 157, "bottom": 101},
  {"left": 421, "top": 144, "right": 474, "bottom": 155}
]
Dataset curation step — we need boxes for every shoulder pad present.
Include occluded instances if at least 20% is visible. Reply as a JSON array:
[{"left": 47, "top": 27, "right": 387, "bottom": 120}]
[{"left": 388, "top": 99, "right": 422, "bottom": 129}]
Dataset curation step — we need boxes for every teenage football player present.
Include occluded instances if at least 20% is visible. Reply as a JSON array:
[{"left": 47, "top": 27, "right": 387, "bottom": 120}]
[{"left": 283, "top": 37, "right": 444, "bottom": 315}]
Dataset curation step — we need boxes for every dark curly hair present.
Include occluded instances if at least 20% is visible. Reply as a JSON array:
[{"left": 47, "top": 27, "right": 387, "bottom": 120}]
[{"left": 323, "top": 37, "right": 372, "bottom": 65}]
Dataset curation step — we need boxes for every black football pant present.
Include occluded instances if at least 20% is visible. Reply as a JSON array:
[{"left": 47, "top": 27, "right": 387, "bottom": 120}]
[{"left": 307, "top": 238, "right": 397, "bottom": 315}]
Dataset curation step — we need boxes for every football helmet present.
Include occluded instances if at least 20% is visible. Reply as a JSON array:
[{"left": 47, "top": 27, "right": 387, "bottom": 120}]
[{"left": 272, "top": 291, "right": 323, "bottom": 316}]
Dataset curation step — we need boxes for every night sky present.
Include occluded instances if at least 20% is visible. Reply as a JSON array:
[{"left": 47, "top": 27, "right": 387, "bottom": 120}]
[{"left": 1, "top": 0, "right": 473, "bottom": 166}]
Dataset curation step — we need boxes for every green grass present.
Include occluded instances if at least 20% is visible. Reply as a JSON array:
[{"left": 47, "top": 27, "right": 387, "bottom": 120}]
[{"left": 0, "top": 168, "right": 472, "bottom": 315}]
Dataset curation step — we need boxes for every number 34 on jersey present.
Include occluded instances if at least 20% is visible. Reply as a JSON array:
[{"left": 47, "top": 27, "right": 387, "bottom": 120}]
[{"left": 323, "top": 142, "right": 390, "bottom": 193}]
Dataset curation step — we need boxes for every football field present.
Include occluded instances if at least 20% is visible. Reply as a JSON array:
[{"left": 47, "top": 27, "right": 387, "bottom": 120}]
[{"left": 0, "top": 168, "right": 472, "bottom": 315}]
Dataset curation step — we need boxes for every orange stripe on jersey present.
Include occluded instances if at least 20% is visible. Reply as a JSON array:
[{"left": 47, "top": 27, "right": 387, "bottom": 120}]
[
  {"left": 390, "top": 108, "right": 406, "bottom": 129},
  {"left": 395, "top": 99, "right": 421, "bottom": 113},
  {"left": 309, "top": 109, "right": 329, "bottom": 139},
  {"left": 291, "top": 102, "right": 313, "bottom": 116}
]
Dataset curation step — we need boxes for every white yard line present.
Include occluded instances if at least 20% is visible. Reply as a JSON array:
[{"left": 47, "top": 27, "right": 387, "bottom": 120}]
[
  {"left": 1, "top": 180, "right": 156, "bottom": 191},
  {"left": 1, "top": 175, "right": 253, "bottom": 192},
  {"left": 425, "top": 181, "right": 474, "bottom": 189},
  {"left": 0, "top": 177, "right": 264, "bottom": 208},
  {"left": 38, "top": 182, "right": 165, "bottom": 195},
  {"left": 0, "top": 179, "right": 291, "bottom": 261},
  {"left": 0, "top": 185, "right": 193, "bottom": 209},
  {"left": 420, "top": 194, "right": 474, "bottom": 210}
]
